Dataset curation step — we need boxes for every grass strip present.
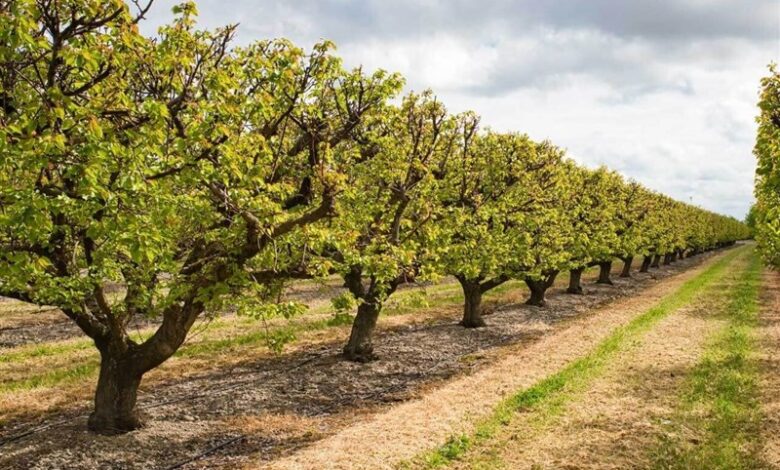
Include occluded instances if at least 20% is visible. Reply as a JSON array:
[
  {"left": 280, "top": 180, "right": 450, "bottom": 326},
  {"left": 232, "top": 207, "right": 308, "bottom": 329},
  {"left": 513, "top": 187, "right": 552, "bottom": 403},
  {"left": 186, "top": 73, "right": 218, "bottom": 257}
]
[
  {"left": 651, "top": 251, "right": 764, "bottom": 469},
  {"left": 408, "top": 246, "right": 747, "bottom": 469}
]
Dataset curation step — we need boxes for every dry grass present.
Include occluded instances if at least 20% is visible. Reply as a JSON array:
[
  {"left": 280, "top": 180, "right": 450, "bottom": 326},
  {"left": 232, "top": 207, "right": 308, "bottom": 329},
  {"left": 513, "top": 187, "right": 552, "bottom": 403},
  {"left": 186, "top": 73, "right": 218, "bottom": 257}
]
[{"left": 223, "top": 413, "right": 325, "bottom": 440}]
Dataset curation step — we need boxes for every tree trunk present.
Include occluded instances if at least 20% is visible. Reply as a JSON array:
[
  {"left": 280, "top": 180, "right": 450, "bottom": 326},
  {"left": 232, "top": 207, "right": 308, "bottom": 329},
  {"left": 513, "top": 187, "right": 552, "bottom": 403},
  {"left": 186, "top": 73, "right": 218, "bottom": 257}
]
[
  {"left": 596, "top": 261, "right": 613, "bottom": 285},
  {"left": 343, "top": 300, "right": 382, "bottom": 362},
  {"left": 567, "top": 267, "right": 585, "bottom": 295},
  {"left": 88, "top": 350, "right": 144, "bottom": 435},
  {"left": 458, "top": 277, "right": 485, "bottom": 328},
  {"left": 663, "top": 253, "right": 672, "bottom": 265},
  {"left": 670, "top": 252, "right": 678, "bottom": 263},
  {"left": 640, "top": 255, "right": 652, "bottom": 273},
  {"left": 525, "top": 272, "right": 558, "bottom": 307},
  {"left": 651, "top": 254, "right": 661, "bottom": 268},
  {"left": 620, "top": 257, "right": 633, "bottom": 278}
]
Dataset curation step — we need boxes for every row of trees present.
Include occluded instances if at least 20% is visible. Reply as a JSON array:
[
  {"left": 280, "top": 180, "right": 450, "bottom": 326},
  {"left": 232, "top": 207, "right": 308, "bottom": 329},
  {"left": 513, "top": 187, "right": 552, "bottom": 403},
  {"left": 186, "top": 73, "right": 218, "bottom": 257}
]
[
  {"left": 754, "top": 66, "right": 780, "bottom": 267},
  {"left": 0, "top": 1, "right": 748, "bottom": 434}
]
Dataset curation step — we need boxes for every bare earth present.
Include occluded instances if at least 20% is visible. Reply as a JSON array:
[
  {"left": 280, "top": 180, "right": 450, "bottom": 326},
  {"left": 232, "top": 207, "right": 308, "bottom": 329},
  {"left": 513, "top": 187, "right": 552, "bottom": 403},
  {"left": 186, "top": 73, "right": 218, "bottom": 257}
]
[{"left": 259, "top": 252, "right": 732, "bottom": 470}]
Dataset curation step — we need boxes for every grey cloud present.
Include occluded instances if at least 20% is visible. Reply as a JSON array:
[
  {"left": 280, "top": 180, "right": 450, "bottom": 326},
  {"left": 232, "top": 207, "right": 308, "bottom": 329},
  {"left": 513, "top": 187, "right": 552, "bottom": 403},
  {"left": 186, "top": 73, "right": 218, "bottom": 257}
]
[
  {"left": 142, "top": 0, "right": 779, "bottom": 44},
  {"left": 141, "top": 0, "right": 776, "bottom": 100},
  {"left": 705, "top": 104, "right": 755, "bottom": 145},
  {"left": 459, "top": 31, "right": 699, "bottom": 98}
]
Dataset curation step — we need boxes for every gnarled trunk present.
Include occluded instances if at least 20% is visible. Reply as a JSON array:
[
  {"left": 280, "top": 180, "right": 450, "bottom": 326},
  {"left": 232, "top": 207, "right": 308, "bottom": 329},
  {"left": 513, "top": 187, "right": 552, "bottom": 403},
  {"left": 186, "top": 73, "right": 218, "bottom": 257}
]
[
  {"left": 567, "top": 267, "right": 585, "bottom": 295},
  {"left": 640, "top": 255, "right": 653, "bottom": 273},
  {"left": 343, "top": 300, "right": 382, "bottom": 362},
  {"left": 525, "top": 272, "right": 558, "bottom": 307},
  {"left": 620, "top": 256, "right": 633, "bottom": 278},
  {"left": 458, "top": 277, "right": 485, "bottom": 328},
  {"left": 651, "top": 254, "right": 661, "bottom": 268},
  {"left": 596, "top": 261, "right": 613, "bottom": 285},
  {"left": 84, "top": 301, "right": 198, "bottom": 435},
  {"left": 88, "top": 349, "right": 144, "bottom": 434}
]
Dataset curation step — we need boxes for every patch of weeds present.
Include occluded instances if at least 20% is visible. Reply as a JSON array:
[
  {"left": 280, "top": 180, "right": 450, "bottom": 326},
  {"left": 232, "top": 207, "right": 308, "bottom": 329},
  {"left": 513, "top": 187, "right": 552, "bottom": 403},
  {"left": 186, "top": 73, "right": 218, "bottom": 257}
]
[
  {"left": 326, "top": 312, "right": 355, "bottom": 327},
  {"left": 327, "top": 292, "right": 358, "bottom": 327}
]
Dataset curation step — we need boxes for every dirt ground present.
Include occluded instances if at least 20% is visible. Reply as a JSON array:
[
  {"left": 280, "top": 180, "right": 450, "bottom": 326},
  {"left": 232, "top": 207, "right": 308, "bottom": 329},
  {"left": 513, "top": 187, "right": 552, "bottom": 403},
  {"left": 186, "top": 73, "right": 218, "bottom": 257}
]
[
  {"left": 0, "top": 251, "right": 727, "bottom": 470},
  {"left": 758, "top": 269, "right": 780, "bottom": 468},
  {"left": 0, "top": 300, "right": 71, "bottom": 348}
]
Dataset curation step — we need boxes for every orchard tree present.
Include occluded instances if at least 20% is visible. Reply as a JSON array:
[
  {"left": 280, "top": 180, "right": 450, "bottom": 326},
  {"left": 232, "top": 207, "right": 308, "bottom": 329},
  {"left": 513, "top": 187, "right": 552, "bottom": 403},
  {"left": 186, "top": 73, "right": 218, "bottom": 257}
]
[
  {"left": 645, "top": 195, "right": 676, "bottom": 267},
  {"left": 562, "top": 166, "right": 620, "bottom": 294},
  {"left": 613, "top": 181, "right": 652, "bottom": 278},
  {"left": 754, "top": 65, "right": 780, "bottom": 267},
  {"left": 437, "top": 129, "right": 549, "bottom": 327},
  {"left": 513, "top": 142, "right": 572, "bottom": 306},
  {"left": 325, "top": 91, "right": 458, "bottom": 362},
  {"left": 0, "top": 0, "right": 401, "bottom": 433},
  {"left": 589, "top": 171, "right": 633, "bottom": 285},
  {"left": 637, "top": 190, "right": 664, "bottom": 272}
]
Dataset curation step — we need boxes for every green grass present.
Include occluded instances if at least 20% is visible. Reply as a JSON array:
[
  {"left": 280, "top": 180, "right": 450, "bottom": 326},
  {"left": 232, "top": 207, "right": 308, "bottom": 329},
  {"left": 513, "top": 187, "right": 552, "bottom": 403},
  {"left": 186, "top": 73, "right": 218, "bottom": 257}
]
[
  {"left": 0, "top": 340, "right": 93, "bottom": 364},
  {"left": 407, "top": 246, "right": 748, "bottom": 469},
  {"left": 0, "top": 361, "right": 100, "bottom": 393},
  {"left": 651, "top": 251, "right": 765, "bottom": 470}
]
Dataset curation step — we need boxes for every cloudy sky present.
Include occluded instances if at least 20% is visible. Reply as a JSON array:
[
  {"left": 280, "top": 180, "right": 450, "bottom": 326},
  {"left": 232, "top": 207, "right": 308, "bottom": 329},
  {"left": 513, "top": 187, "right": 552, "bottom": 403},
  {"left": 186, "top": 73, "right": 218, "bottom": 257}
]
[{"left": 140, "top": 0, "right": 779, "bottom": 218}]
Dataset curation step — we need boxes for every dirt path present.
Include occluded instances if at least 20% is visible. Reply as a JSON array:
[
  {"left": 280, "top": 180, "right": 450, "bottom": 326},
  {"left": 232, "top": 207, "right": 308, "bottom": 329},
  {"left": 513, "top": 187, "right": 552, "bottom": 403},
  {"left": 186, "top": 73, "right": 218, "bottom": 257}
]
[
  {"left": 257, "top": 250, "right": 742, "bottom": 470},
  {"left": 448, "top": 271, "right": 739, "bottom": 469},
  {"left": 758, "top": 269, "right": 780, "bottom": 468}
]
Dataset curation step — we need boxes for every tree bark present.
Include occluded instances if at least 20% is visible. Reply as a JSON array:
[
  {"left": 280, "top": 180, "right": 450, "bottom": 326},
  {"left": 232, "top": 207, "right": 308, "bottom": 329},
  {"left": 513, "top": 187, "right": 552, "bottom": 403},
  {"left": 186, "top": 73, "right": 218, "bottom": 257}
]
[
  {"left": 525, "top": 272, "right": 558, "bottom": 307},
  {"left": 596, "top": 261, "right": 613, "bottom": 285},
  {"left": 651, "top": 254, "right": 661, "bottom": 268},
  {"left": 670, "top": 252, "right": 678, "bottom": 263},
  {"left": 620, "top": 256, "right": 633, "bottom": 278},
  {"left": 343, "top": 300, "right": 382, "bottom": 362},
  {"left": 458, "top": 277, "right": 485, "bottom": 328},
  {"left": 663, "top": 253, "right": 672, "bottom": 265},
  {"left": 567, "top": 267, "right": 585, "bottom": 295},
  {"left": 640, "top": 255, "right": 653, "bottom": 273},
  {"left": 87, "top": 349, "right": 144, "bottom": 435}
]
